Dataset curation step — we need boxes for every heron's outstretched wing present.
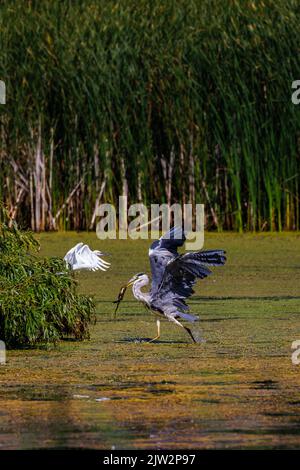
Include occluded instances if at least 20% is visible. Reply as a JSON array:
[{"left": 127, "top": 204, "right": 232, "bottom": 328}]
[
  {"left": 151, "top": 249, "right": 226, "bottom": 322},
  {"left": 64, "top": 243, "right": 110, "bottom": 271},
  {"left": 149, "top": 226, "right": 185, "bottom": 293}
]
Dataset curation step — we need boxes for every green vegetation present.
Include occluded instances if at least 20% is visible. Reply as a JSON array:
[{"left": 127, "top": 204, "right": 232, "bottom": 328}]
[
  {"left": 0, "top": 206, "right": 95, "bottom": 347},
  {"left": 0, "top": 232, "right": 299, "bottom": 449},
  {"left": 0, "top": 0, "right": 299, "bottom": 231}
]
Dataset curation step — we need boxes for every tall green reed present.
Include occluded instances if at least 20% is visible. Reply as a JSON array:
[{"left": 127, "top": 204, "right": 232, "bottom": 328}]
[{"left": 0, "top": 0, "right": 299, "bottom": 231}]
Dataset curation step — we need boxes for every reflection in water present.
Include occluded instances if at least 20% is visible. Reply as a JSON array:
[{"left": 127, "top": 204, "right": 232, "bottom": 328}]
[{"left": 1, "top": 363, "right": 300, "bottom": 450}]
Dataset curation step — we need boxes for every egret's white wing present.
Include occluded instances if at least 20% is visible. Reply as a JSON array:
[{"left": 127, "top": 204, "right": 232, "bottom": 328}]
[
  {"left": 77, "top": 245, "right": 101, "bottom": 270},
  {"left": 92, "top": 250, "right": 111, "bottom": 269},
  {"left": 63, "top": 243, "right": 83, "bottom": 268},
  {"left": 74, "top": 244, "right": 97, "bottom": 270},
  {"left": 64, "top": 243, "right": 110, "bottom": 271}
]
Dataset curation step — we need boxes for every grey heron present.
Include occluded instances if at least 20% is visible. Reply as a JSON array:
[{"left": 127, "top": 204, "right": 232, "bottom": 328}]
[
  {"left": 114, "top": 226, "right": 226, "bottom": 343},
  {"left": 63, "top": 243, "right": 110, "bottom": 272}
]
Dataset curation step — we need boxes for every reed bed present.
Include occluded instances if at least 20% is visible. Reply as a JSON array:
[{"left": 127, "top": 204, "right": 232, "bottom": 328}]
[{"left": 0, "top": 0, "right": 299, "bottom": 231}]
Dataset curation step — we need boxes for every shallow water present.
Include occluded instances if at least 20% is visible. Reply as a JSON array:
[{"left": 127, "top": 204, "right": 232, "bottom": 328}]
[{"left": 0, "top": 233, "right": 300, "bottom": 449}]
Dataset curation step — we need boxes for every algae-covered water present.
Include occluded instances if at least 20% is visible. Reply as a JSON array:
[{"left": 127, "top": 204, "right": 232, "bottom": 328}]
[{"left": 0, "top": 233, "right": 300, "bottom": 449}]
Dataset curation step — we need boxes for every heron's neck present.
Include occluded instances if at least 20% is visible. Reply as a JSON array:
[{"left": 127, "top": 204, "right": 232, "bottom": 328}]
[{"left": 132, "top": 277, "right": 150, "bottom": 305}]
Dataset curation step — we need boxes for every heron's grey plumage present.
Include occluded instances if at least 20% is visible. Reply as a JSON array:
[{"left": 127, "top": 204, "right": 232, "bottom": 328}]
[
  {"left": 149, "top": 227, "right": 225, "bottom": 322},
  {"left": 117, "top": 226, "right": 226, "bottom": 342},
  {"left": 149, "top": 226, "right": 185, "bottom": 293}
]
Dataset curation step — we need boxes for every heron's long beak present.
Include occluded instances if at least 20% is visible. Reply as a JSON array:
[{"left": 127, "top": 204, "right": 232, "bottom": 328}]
[
  {"left": 126, "top": 276, "right": 137, "bottom": 287},
  {"left": 113, "top": 276, "right": 136, "bottom": 317}
]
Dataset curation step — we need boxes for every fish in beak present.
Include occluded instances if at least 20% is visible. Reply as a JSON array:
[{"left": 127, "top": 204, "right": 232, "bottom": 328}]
[{"left": 113, "top": 275, "right": 138, "bottom": 317}]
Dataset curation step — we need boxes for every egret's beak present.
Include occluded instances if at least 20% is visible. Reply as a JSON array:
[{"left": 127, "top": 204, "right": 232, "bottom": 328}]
[{"left": 113, "top": 276, "right": 137, "bottom": 317}]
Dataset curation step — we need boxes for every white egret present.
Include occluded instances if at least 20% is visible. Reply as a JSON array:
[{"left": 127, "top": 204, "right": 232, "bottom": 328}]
[{"left": 64, "top": 242, "right": 110, "bottom": 272}]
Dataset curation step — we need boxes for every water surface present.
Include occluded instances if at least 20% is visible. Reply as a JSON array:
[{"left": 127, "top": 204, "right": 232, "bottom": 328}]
[{"left": 0, "top": 233, "right": 300, "bottom": 449}]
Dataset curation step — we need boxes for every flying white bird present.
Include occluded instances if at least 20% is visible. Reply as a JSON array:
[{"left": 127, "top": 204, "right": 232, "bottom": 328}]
[{"left": 63, "top": 243, "right": 110, "bottom": 272}]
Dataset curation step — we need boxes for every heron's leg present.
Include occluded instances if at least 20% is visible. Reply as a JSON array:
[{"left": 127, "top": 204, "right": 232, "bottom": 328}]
[
  {"left": 183, "top": 326, "right": 197, "bottom": 343},
  {"left": 169, "top": 317, "right": 196, "bottom": 344},
  {"left": 148, "top": 319, "right": 160, "bottom": 342}
]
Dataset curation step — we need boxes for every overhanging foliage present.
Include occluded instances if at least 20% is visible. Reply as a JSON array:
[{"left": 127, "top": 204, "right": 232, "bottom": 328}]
[{"left": 0, "top": 205, "right": 95, "bottom": 347}]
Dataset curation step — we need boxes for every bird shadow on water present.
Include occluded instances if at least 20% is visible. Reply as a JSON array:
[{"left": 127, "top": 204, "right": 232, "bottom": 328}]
[
  {"left": 115, "top": 333, "right": 206, "bottom": 345},
  {"left": 115, "top": 337, "right": 189, "bottom": 344}
]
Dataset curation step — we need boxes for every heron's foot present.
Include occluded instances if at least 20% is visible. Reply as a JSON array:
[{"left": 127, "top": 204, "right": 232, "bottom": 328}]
[
  {"left": 148, "top": 335, "right": 160, "bottom": 343},
  {"left": 184, "top": 327, "right": 197, "bottom": 344}
]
